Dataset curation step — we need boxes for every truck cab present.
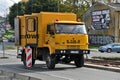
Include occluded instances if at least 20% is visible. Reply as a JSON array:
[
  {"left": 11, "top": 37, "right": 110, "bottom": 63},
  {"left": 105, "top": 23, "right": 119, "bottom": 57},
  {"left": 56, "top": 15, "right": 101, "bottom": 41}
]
[{"left": 44, "top": 21, "right": 90, "bottom": 68}]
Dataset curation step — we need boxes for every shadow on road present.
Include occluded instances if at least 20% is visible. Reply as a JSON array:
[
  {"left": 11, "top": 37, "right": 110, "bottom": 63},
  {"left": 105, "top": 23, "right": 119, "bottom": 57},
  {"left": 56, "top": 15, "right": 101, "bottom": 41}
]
[{"left": 0, "top": 63, "right": 77, "bottom": 74}]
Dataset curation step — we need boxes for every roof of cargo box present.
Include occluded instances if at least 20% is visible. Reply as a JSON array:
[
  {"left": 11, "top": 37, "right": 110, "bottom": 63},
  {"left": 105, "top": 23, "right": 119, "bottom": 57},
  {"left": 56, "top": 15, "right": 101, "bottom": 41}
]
[
  {"left": 54, "top": 21, "right": 84, "bottom": 24},
  {"left": 38, "top": 12, "right": 76, "bottom": 22},
  {"left": 40, "top": 12, "right": 75, "bottom": 15}
]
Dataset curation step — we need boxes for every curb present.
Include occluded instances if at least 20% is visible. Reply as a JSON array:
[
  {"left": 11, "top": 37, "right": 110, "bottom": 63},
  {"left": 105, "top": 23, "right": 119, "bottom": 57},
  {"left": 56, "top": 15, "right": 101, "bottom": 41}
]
[
  {"left": 84, "top": 63, "right": 120, "bottom": 73},
  {"left": 90, "top": 49, "right": 98, "bottom": 52}
]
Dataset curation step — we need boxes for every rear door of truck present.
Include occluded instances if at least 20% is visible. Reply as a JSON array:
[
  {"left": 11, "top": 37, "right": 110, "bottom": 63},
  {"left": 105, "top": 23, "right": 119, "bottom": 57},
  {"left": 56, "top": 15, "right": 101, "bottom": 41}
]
[{"left": 25, "top": 16, "right": 38, "bottom": 46}]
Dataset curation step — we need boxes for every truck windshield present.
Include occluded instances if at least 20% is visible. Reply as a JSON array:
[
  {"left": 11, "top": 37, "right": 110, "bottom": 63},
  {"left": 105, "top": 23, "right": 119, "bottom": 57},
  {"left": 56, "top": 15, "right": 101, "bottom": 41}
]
[{"left": 55, "top": 24, "right": 87, "bottom": 34}]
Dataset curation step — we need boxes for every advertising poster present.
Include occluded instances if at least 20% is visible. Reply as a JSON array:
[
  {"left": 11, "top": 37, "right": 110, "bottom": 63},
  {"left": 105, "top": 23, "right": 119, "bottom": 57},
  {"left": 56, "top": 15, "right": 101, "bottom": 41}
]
[{"left": 91, "top": 10, "right": 110, "bottom": 30}]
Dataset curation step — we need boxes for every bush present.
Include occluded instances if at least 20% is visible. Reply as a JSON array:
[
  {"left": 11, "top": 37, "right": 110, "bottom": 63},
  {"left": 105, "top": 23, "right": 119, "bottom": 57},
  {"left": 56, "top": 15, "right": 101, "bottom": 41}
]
[
  {"left": 3, "top": 30, "right": 14, "bottom": 39},
  {"left": 89, "top": 45, "right": 100, "bottom": 49}
]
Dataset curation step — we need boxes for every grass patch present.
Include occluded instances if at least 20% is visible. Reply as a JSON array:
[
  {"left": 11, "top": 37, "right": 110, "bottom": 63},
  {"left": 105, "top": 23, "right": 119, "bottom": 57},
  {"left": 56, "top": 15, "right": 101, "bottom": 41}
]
[
  {"left": 92, "top": 56, "right": 120, "bottom": 60},
  {"left": 5, "top": 46, "right": 15, "bottom": 50},
  {"left": 3, "top": 30, "right": 14, "bottom": 39},
  {"left": 89, "top": 45, "right": 100, "bottom": 49}
]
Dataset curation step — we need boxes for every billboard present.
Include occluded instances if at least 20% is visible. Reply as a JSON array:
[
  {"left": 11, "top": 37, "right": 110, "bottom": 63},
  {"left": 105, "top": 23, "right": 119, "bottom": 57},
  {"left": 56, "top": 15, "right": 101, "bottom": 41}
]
[{"left": 91, "top": 9, "right": 110, "bottom": 30}]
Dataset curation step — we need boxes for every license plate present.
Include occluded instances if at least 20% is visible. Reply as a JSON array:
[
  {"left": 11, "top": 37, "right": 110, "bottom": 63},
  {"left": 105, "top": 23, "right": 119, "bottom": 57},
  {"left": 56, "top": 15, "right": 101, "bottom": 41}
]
[{"left": 71, "top": 51, "right": 79, "bottom": 53}]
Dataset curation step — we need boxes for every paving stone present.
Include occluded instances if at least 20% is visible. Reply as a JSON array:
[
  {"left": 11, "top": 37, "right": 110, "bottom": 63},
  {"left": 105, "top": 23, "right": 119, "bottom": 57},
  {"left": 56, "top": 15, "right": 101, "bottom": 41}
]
[
  {"left": 15, "top": 74, "right": 29, "bottom": 80},
  {"left": 2, "top": 71, "right": 14, "bottom": 77}
]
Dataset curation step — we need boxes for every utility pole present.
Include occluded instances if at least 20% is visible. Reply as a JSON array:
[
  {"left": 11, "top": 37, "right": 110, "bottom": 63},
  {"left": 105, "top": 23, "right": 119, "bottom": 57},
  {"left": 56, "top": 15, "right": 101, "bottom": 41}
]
[{"left": 0, "top": 8, "right": 9, "bottom": 59}]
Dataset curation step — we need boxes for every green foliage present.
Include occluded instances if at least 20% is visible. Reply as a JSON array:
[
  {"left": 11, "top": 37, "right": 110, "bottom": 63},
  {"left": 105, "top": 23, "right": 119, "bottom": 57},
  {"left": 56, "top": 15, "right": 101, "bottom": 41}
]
[
  {"left": 9, "top": 2, "right": 26, "bottom": 29},
  {"left": 25, "top": 0, "right": 58, "bottom": 14},
  {"left": 89, "top": 45, "right": 100, "bottom": 49},
  {"left": 3, "top": 30, "right": 14, "bottom": 39},
  {"left": 5, "top": 46, "right": 16, "bottom": 50},
  {"left": 0, "top": 38, "right": 2, "bottom": 43},
  {"left": 59, "top": 0, "right": 90, "bottom": 18}
]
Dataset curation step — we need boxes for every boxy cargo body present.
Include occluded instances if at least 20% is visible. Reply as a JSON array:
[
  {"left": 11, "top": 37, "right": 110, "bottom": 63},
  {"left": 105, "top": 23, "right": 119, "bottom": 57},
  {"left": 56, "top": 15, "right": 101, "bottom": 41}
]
[{"left": 15, "top": 12, "right": 90, "bottom": 69}]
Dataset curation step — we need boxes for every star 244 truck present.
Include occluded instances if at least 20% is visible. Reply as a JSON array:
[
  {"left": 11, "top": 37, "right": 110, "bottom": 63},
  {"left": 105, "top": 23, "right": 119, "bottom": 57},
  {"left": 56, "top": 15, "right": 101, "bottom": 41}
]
[{"left": 14, "top": 12, "right": 90, "bottom": 69}]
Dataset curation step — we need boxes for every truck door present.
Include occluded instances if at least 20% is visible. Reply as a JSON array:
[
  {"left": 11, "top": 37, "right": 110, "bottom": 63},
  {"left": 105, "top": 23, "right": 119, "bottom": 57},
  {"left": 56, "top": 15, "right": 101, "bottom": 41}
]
[{"left": 25, "top": 16, "right": 38, "bottom": 46}]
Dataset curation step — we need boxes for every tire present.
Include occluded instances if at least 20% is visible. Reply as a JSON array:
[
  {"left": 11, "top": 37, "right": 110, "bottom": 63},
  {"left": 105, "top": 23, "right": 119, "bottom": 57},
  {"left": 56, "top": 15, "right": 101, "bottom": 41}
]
[
  {"left": 74, "top": 55, "right": 84, "bottom": 67},
  {"left": 22, "top": 47, "right": 35, "bottom": 68},
  {"left": 46, "top": 54, "right": 56, "bottom": 69},
  {"left": 107, "top": 48, "right": 112, "bottom": 53},
  {"left": 100, "top": 51, "right": 104, "bottom": 53}
]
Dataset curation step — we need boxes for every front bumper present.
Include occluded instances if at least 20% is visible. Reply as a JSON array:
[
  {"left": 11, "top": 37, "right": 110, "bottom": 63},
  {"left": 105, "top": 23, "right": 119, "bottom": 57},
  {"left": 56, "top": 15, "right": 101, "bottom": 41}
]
[{"left": 55, "top": 49, "right": 90, "bottom": 54}]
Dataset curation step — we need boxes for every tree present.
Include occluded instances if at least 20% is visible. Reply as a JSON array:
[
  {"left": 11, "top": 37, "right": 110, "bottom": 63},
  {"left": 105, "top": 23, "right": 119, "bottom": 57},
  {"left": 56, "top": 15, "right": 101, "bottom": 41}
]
[
  {"left": 59, "top": 0, "right": 90, "bottom": 19},
  {"left": 8, "top": 2, "right": 26, "bottom": 29},
  {"left": 25, "top": 0, "right": 58, "bottom": 14}
]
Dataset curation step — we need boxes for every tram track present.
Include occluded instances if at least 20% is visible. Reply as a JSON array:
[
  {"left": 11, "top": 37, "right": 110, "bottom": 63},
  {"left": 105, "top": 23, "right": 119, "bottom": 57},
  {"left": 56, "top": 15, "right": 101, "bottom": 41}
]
[{"left": 85, "top": 59, "right": 120, "bottom": 68}]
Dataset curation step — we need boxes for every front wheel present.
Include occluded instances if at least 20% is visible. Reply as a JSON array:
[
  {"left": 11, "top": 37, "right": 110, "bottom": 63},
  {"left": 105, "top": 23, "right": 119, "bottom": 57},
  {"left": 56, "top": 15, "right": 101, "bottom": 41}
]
[
  {"left": 74, "top": 55, "right": 84, "bottom": 67},
  {"left": 46, "top": 54, "right": 56, "bottom": 69},
  {"left": 107, "top": 48, "right": 112, "bottom": 53},
  {"left": 100, "top": 51, "right": 104, "bottom": 53}
]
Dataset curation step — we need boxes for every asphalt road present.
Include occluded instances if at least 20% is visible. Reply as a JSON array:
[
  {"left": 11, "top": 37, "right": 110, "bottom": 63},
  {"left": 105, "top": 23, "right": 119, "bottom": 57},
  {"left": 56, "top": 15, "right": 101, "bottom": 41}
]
[{"left": 0, "top": 53, "right": 120, "bottom": 80}]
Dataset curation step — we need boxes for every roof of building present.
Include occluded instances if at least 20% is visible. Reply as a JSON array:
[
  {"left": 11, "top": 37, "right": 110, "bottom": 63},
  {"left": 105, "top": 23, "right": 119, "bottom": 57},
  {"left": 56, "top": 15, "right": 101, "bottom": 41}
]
[
  {"left": 108, "top": 3, "right": 120, "bottom": 11},
  {"left": 82, "top": 2, "right": 120, "bottom": 21}
]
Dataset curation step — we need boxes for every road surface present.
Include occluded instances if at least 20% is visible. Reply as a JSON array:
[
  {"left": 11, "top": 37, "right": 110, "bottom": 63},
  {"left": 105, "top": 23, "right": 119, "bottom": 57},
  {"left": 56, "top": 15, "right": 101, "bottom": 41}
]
[{"left": 0, "top": 53, "right": 119, "bottom": 80}]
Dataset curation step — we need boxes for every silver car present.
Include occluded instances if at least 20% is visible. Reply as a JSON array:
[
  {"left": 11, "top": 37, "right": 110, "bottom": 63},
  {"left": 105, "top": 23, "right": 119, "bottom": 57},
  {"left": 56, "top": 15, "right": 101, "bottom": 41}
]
[{"left": 98, "top": 43, "right": 120, "bottom": 53}]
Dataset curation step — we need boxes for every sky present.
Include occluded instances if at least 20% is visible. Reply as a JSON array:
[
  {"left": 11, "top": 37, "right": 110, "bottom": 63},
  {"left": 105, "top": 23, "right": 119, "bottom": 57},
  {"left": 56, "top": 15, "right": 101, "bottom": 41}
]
[{"left": 0, "top": 0, "right": 21, "bottom": 17}]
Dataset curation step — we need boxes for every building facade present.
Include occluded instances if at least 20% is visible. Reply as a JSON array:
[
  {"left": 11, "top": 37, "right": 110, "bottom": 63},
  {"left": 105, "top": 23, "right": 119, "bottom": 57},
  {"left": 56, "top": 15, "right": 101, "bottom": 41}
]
[{"left": 82, "top": 2, "right": 120, "bottom": 45}]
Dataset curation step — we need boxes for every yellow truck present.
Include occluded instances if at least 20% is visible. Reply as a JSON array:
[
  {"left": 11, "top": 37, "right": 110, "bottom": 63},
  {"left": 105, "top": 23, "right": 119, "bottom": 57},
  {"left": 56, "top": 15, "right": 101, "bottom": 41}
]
[{"left": 14, "top": 12, "right": 90, "bottom": 69}]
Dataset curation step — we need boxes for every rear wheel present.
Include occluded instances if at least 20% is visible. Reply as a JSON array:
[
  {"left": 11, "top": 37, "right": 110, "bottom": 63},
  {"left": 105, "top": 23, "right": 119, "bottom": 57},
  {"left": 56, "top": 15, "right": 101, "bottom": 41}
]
[
  {"left": 107, "top": 48, "right": 112, "bottom": 53},
  {"left": 100, "top": 51, "right": 104, "bottom": 53},
  {"left": 74, "top": 54, "right": 84, "bottom": 67},
  {"left": 46, "top": 54, "right": 56, "bottom": 69}
]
